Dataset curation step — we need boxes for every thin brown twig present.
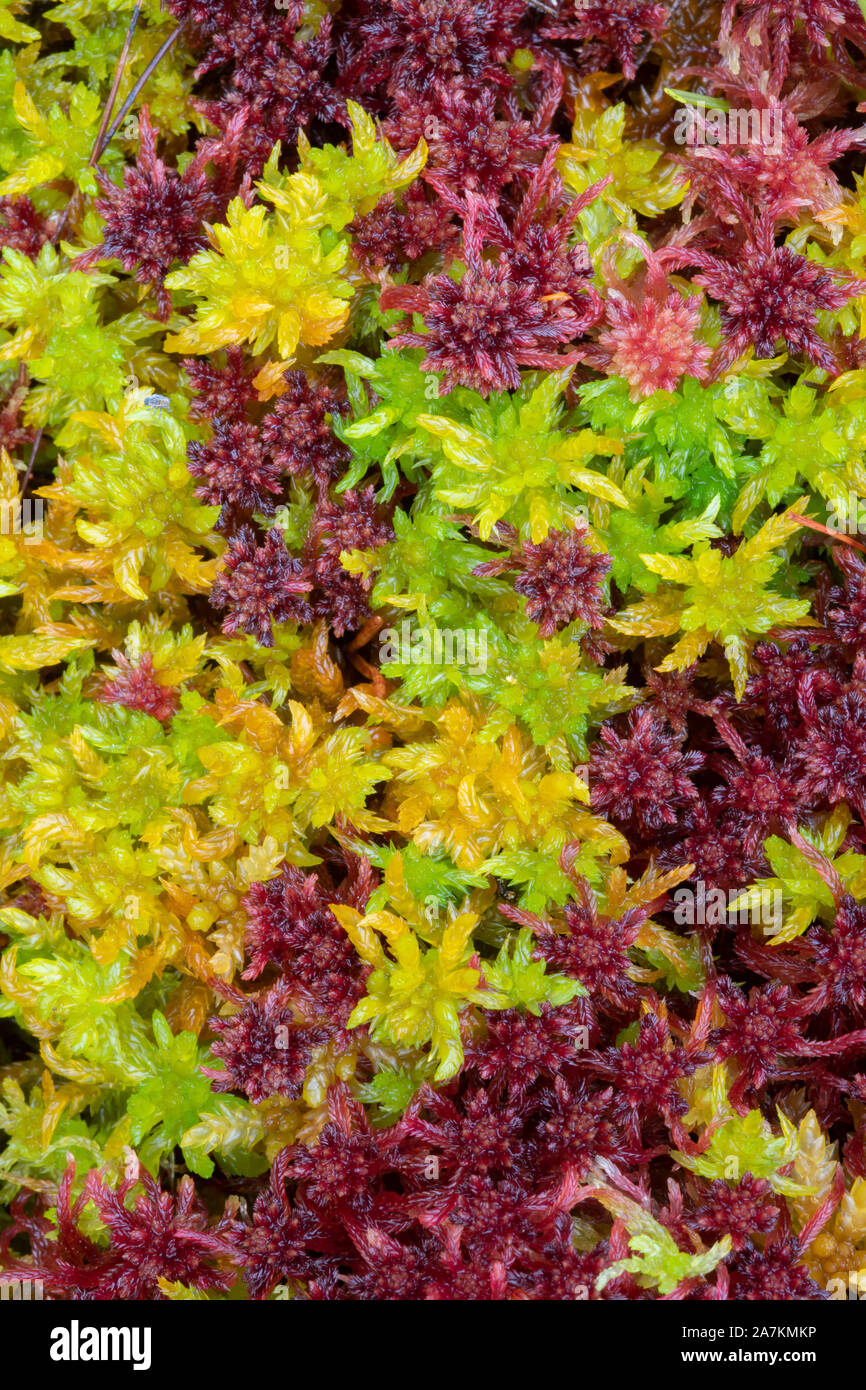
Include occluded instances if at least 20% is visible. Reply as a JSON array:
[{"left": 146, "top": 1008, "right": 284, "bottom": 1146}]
[
  {"left": 631, "top": 0, "right": 685, "bottom": 81},
  {"left": 49, "top": 192, "right": 78, "bottom": 250},
  {"left": 50, "top": 4, "right": 143, "bottom": 251},
  {"left": 98, "top": 24, "right": 185, "bottom": 157},
  {"left": 19, "top": 9, "right": 179, "bottom": 499},
  {"left": 19, "top": 425, "right": 43, "bottom": 500},
  {"left": 91, "top": 1, "right": 143, "bottom": 167},
  {"left": 791, "top": 512, "right": 866, "bottom": 554},
  {"left": 348, "top": 650, "right": 387, "bottom": 698},
  {"left": 348, "top": 614, "right": 384, "bottom": 652}
]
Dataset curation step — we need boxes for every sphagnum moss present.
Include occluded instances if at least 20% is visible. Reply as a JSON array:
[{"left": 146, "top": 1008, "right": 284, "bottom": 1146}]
[{"left": 1, "top": 0, "right": 866, "bottom": 1302}]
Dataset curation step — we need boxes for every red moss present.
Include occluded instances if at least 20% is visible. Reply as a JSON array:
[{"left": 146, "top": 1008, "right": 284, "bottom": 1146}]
[
  {"left": 398, "top": 1081, "right": 528, "bottom": 1182},
  {"left": 590, "top": 708, "right": 705, "bottom": 837},
  {"left": 185, "top": 347, "right": 258, "bottom": 424},
  {"left": 721, "top": 0, "right": 866, "bottom": 87},
  {"left": 97, "top": 651, "right": 180, "bottom": 722},
  {"left": 680, "top": 102, "right": 865, "bottom": 226},
  {"left": 687, "top": 210, "right": 865, "bottom": 376},
  {"left": 0, "top": 383, "right": 34, "bottom": 457},
  {"left": 467, "top": 1001, "right": 588, "bottom": 1098},
  {"left": 1, "top": 1157, "right": 236, "bottom": 1299},
  {"left": 664, "top": 801, "right": 765, "bottom": 892},
  {"left": 307, "top": 487, "right": 394, "bottom": 636},
  {"left": 535, "top": 1080, "right": 624, "bottom": 1177},
  {"left": 74, "top": 109, "right": 242, "bottom": 319},
  {"left": 382, "top": 161, "right": 604, "bottom": 395},
  {"left": 197, "top": 16, "right": 345, "bottom": 174},
  {"left": 726, "top": 1240, "right": 828, "bottom": 1299},
  {"left": 387, "top": 87, "right": 552, "bottom": 201},
  {"left": 543, "top": 2, "right": 669, "bottom": 78},
  {"left": 205, "top": 982, "right": 325, "bottom": 1103},
  {"left": 710, "top": 976, "right": 866, "bottom": 1109},
  {"left": 0, "top": 196, "right": 49, "bottom": 258},
  {"left": 588, "top": 1013, "right": 700, "bottom": 1139},
  {"left": 260, "top": 371, "right": 350, "bottom": 495},
  {"left": 826, "top": 547, "right": 866, "bottom": 651},
  {"left": 708, "top": 715, "right": 800, "bottom": 854},
  {"left": 807, "top": 895, "right": 866, "bottom": 1023},
  {"left": 241, "top": 860, "right": 374, "bottom": 1025},
  {"left": 586, "top": 243, "right": 712, "bottom": 397},
  {"left": 692, "top": 1174, "right": 780, "bottom": 1251},
  {"left": 474, "top": 525, "right": 611, "bottom": 636},
  {"left": 350, "top": 184, "right": 459, "bottom": 276},
  {"left": 504, "top": 877, "right": 647, "bottom": 1013},
  {"left": 236, "top": 1146, "right": 332, "bottom": 1299},
  {"left": 335, "top": 0, "right": 527, "bottom": 101},
  {"left": 280, "top": 1082, "right": 393, "bottom": 1218},
  {"left": 795, "top": 657, "right": 866, "bottom": 818},
  {"left": 187, "top": 418, "right": 283, "bottom": 525},
  {"left": 642, "top": 664, "right": 706, "bottom": 736},
  {"left": 742, "top": 637, "right": 834, "bottom": 736},
  {"left": 210, "top": 525, "right": 312, "bottom": 647}
]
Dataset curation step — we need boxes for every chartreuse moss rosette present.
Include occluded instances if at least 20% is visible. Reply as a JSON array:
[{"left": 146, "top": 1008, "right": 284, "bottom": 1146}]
[{"left": 1, "top": 0, "right": 866, "bottom": 1302}]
